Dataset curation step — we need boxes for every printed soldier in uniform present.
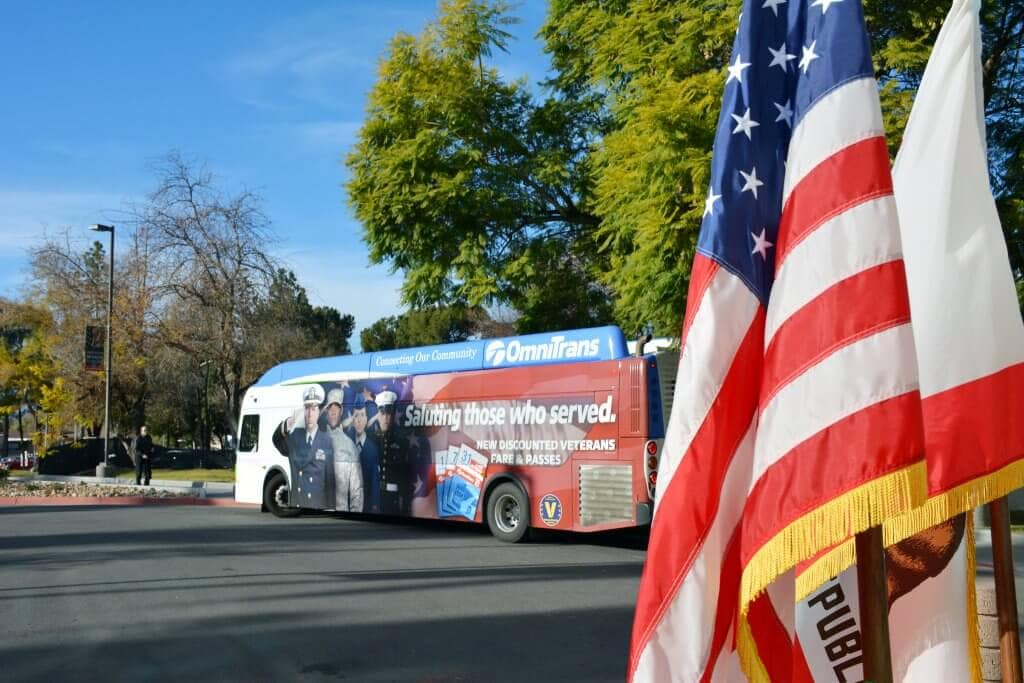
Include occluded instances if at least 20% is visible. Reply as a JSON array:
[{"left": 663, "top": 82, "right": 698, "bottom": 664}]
[
  {"left": 374, "top": 390, "right": 413, "bottom": 515},
  {"left": 322, "top": 388, "right": 363, "bottom": 512},
  {"left": 272, "top": 384, "right": 336, "bottom": 509},
  {"left": 347, "top": 395, "right": 381, "bottom": 513}
]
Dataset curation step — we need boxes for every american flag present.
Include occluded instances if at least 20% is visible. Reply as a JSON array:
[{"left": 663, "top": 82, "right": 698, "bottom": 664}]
[{"left": 629, "top": 0, "right": 927, "bottom": 679}]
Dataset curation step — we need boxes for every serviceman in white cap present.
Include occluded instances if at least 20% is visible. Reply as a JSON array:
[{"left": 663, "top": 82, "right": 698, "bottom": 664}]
[
  {"left": 373, "top": 390, "right": 412, "bottom": 515},
  {"left": 373, "top": 390, "right": 399, "bottom": 435},
  {"left": 323, "top": 387, "right": 363, "bottom": 512},
  {"left": 271, "top": 384, "right": 335, "bottom": 510}
]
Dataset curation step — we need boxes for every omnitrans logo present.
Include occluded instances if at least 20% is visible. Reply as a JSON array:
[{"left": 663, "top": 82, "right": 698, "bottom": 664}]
[
  {"left": 484, "top": 335, "right": 600, "bottom": 367},
  {"left": 485, "top": 340, "right": 507, "bottom": 365}
]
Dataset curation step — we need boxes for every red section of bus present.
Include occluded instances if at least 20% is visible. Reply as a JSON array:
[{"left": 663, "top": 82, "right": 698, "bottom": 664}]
[{"left": 394, "top": 357, "right": 653, "bottom": 533}]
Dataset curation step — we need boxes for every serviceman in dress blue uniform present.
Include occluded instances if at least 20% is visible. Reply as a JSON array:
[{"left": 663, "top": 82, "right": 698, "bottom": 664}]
[
  {"left": 347, "top": 395, "right": 381, "bottom": 513},
  {"left": 272, "top": 384, "right": 335, "bottom": 509}
]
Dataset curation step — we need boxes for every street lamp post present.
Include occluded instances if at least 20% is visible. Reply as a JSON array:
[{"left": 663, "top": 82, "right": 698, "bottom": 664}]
[{"left": 91, "top": 224, "right": 115, "bottom": 478}]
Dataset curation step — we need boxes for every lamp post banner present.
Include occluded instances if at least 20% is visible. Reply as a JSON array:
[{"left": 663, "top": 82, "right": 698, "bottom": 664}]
[{"left": 85, "top": 325, "right": 105, "bottom": 371}]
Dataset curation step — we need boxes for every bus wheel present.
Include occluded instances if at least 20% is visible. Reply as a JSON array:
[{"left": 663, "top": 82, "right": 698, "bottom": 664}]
[
  {"left": 264, "top": 472, "right": 299, "bottom": 518},
  {"left": 486, "top": 482, "right": 529, "bottom": 543}
]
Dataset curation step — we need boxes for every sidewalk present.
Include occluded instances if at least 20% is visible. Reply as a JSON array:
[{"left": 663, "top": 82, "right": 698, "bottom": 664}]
[
  {"left": 972, "top": 527, "right": 1023, "bottom": 681},
  {"left": 974, "top": 527, "right": 1024, "bottom": 578},
  {"left": 0, "top": 474, "right": 255, "bottom": 508}
]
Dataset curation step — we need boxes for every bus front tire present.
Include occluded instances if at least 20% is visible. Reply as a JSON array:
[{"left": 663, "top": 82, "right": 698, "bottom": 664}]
[
  {"left": 486, "top": 482, "right": 529, "bottom": 543},
  {"left": 264, "top": 472, "right": 300, "bottom": 518}
]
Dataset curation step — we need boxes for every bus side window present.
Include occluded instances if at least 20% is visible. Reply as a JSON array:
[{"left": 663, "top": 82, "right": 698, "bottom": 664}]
[{"left": 239, "top": 414, "right": 260, "bottom": 453}]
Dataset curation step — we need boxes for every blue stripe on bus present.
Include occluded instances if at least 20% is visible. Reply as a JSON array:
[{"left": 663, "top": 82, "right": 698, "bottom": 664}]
[
  {"left": 253, "top": 326, "right": 630, "bottom": 387},
  {"left": 646, "top": 355, "right": 666, "bottom": 439}
]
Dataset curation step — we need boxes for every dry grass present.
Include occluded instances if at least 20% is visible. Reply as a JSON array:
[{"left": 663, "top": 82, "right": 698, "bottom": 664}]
[{"left": 114, "top": 467, "right": 236, "bottom": 483}]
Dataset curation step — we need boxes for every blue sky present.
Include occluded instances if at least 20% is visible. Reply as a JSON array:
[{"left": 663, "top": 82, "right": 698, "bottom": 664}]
[{"left": 0, "top": 1, "right": 550, "bottom": 350}]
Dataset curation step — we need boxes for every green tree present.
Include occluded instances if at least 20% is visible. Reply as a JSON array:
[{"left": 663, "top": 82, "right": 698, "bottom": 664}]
[
  {"left": 259, "top": 269, "right": 355, "bottom": 358},
  {"left": 0, "top": 300, "right": 69, "bottom": 453},
  {"left": 352, "top": 0, "right": 1024, "bottom": 334},
  {"left": 360, "top": 305, "right": 480, "bottom": 351},
  {"left": 542, "top": 0, "right": 736, "bottom": 334},
  {"left": 359, "top": 317, "right": 399, "bottom": 353},
  {"left": 29, "top": 232, "right": 150, "bottom": 437},
  {"left": 346, "top": 0, "right": 610, "bottom": 332},
  {"left": 0, "top": 309, "right": 31, "bottom": 452},
  {"left": 545, "top": 0, "right": 1024, "bottom": 327}
]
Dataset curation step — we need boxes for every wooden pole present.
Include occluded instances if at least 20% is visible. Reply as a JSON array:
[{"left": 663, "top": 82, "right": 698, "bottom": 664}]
[
  {"left": 856, "top": 525, "right": 894, "bottom": 683},
  {"left": 988, "top": 495, "right": 1023, "bottom": 683}
]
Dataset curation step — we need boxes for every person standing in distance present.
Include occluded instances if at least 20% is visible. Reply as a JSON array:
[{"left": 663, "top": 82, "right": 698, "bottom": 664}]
[
  {"left": 134, "top": 425, "right": 154, "bottom": 486},
  {"left": 271, "top": 385, "right": 336, "bottom": 509},
  {"left": 323, "top": 388, "right": 363, "bottom": 512}
]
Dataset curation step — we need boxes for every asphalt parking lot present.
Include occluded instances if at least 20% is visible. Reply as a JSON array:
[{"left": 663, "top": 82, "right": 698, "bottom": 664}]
[{"left": 0, "top": 505, "right": 648, "bottom": 682}]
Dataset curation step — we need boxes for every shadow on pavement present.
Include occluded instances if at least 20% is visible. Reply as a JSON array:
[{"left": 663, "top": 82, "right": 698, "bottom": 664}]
[
  {"left": 0, "top": 604, "right": 633, "bottom": 682},
  {"left": 0, "top": 560, "right": 644, "bottom": 611},
  {"left": 1, "top": 505, "right": 645, "bottom": 682},
  {"left": 2, "top": 503, "right": 651, "bottom": 550},
  {"left": 332, "top": 510, "right": 651, "bottom": 550}
]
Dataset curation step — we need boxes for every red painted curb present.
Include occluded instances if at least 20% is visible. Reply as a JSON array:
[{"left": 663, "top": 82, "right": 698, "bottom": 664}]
[
  {"left": 0, "top": 495, "right": 259, "bottom": 509},
  {"left": 201, "top": 497, "right": 260, "bottom": 508}
]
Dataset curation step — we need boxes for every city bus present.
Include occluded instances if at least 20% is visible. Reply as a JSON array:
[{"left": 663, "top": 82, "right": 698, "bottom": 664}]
[{"left": 234, "top": 326, "right": 674, "bottom": 542}]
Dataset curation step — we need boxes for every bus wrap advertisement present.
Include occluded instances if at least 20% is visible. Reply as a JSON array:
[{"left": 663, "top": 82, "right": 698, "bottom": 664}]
[{"left": 270, "top": 373, "right": 619, "bottom": 523}]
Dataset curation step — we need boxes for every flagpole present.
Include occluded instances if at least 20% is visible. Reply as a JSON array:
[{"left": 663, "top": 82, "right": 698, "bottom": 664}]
[
  {"left": 855, "top": 525, "right": 893, "bottom": 683},
  {"left": 988, "top": 495, "right": 1023, "bottom": 683}
]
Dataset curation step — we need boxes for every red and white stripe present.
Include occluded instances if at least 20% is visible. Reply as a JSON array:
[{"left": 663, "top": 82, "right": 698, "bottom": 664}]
[
  {"left": 631, "top": 257, "right": 761, "bottom": 680},
  {"left": 890, "top": 0, "right": 1024, "bottom": 497},
  {"left": 629, "top": 76, "right": 924, "bottom": 680},
  {"left": 741, "top": 73, "right": 925, "bottom": 594},
  {"left": 796, "top": 4, "right": 1024, "bottom": 681}
]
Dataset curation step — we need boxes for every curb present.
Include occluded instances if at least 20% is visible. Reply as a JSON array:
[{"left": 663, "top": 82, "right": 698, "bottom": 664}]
[
  {"left": 0, "top": 496, "right": 259, "bottom": 508},
  {"left": 20, "top": 474, "right": 235, "bottom": 498}
]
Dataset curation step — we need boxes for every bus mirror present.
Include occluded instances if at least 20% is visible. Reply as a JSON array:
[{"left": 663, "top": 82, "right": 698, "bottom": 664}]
[{"left": 635, "top": 331, "right": 653, "bottom": 357}]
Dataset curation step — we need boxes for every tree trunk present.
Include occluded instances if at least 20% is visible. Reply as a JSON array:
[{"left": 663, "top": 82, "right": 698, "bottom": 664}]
[{"left": 25, "top": 401, "right": 39, "bottom": 450}]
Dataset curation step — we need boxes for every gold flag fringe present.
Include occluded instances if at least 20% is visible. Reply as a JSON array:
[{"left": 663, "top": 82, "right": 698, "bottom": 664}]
[
  {"left": 966, "top": 520, "right": 983, "bottom": 683},
  {"left": 736, "top": 461, "right": 926, "bottom": 680},
  {"left": 885, "top": 459, "right": 1024, "bottom": 547},
  {"left": 795, "top": 459, "right": 1024, "bottom": 601},
  {"left": 751, "top": 461, "right": 1018, "bottom": 682},
  {"left": 739, "top": 461, "right": 927, "bottom": 616},
  {"left": 736, "top": 616, "right": 771, "bottom": 683},
  {"left": 795, "top": 539, "right": 855, "bottom": 602},
  {"left": 747, "top": 520, "right": 983, "bottom": 682}
]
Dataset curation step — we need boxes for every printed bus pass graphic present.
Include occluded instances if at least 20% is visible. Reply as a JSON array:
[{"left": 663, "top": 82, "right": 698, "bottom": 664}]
[
  {"left": 435, "top": 444, "right": 488, "bottom": 519},
  {"left": 539, "top": 493, "right": 562, "bottom": 526}
]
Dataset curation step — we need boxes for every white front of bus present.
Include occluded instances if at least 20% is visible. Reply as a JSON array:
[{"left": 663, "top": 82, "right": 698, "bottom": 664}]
[{"left": 234, "top": 386, "right": 293, "bottom": 505}]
